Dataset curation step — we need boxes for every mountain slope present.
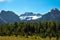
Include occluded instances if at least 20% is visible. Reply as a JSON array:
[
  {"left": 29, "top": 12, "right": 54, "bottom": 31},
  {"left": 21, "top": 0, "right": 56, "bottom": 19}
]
[
  {"left": 0, "top": 10, "right": 20, "bottom": 23},
  {"left": 0, "top": 17, "right": 7, "bottom": 24},
  {"left": 39, "top": 8, "right": 60, "bottom": 21}
]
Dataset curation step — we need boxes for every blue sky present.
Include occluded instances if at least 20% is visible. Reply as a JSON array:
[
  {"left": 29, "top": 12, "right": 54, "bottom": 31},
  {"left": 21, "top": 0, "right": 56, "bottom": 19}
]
[{"left": 0, "top": 0, "right": 60, "bottom": 15}]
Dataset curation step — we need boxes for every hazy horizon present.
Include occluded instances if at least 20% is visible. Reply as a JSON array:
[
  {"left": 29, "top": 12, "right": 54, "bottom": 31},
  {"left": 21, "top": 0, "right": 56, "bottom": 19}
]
[{"left": 0, "top": 0, "right": 60, "bottom": 15}]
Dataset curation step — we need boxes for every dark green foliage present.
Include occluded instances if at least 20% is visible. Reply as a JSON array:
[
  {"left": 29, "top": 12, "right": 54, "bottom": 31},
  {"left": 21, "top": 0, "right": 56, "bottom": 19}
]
[{"left": 0, "top": 21, "right": 60, "bottom": 39}]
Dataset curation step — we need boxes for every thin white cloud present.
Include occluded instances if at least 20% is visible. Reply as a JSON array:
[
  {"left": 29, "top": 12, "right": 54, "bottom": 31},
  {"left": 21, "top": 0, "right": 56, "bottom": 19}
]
[
  {"left": 0, "top": 0, "right": 5, "bottom": 2},
  {"left": 0, "top": 0, "right": 12, "bottom": 2}
]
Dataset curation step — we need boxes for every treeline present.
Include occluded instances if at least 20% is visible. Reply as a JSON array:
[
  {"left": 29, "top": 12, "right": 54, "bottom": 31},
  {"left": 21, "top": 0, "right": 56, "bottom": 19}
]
[{"left": 0, "top": 21, "right": 60, "bottom": 39}]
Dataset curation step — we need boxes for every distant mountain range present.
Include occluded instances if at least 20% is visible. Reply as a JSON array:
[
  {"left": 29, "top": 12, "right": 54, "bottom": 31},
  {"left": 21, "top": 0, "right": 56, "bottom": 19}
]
[{"left": 0, "top": 8, "right": 60, "bottom": 24}]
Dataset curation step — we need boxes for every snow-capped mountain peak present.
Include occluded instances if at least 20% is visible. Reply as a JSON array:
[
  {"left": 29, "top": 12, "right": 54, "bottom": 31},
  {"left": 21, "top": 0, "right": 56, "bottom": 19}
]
[{"left": 20, "top": 12, "right": 42, "bottom": 20}]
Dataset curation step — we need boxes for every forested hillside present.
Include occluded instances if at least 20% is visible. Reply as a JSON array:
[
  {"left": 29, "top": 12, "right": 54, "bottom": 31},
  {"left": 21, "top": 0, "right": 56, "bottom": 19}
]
[{"left": 0, "top": 21, "right": 60, "bottom": 40}]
